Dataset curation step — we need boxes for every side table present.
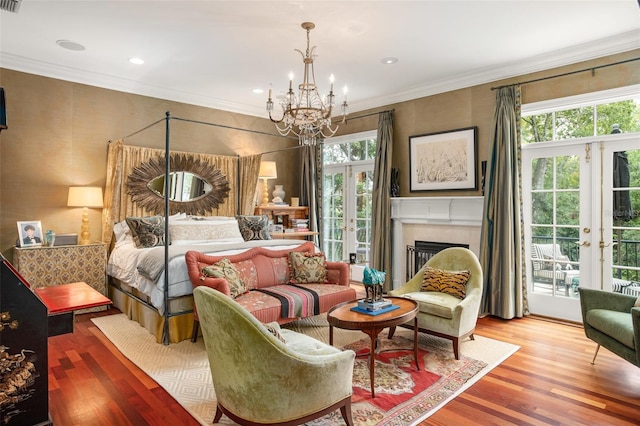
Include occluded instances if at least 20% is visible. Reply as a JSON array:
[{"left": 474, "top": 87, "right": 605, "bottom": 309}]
[
  {"left": 13, "top": 242, "right": 108, "bottom": 313},
  {"left": 35, "top": 281, "right": 112, "bottom": 336},
  {"left": 327, "top": 297, "right": 419, "bottom": 398}
]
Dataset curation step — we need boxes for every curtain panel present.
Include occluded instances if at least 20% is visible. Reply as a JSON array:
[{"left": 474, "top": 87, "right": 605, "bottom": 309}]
[
  {"left": 479, "top": 86, "right": 528, "bottom": 319},
  {"left": 370, "top": 111, "right": 394, "bottom": 291},
  {"left": 299, "top": 143, "right": 322, "bottom": 248},
  {"left": 238, "top": 154, "right": 262, "bottom": 215}
]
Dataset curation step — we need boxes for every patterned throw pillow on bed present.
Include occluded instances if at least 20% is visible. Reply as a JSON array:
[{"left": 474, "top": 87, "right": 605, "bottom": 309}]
[
  {"left": 201, "top": 258, "right": 246, "bottom": 298},
  {"left": 236, "top": 215, "right": 271, "bottom": 241},
  {"left": 420, "top": 266, "right": 470, "bottom": 299},
  {"left": 125, "top": 215, "right": 166, "bottom": 248},
  {"left": 288, "top": 251, "right": 327, "bottom": 284}
]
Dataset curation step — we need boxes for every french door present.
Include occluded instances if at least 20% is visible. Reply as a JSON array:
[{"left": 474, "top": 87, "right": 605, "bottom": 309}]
[
  {"left": 322, "top": 163, "right": 374, "bottom": 262},
  {"left": 522, "top": 135, "right": 639, "bottom": 322}
]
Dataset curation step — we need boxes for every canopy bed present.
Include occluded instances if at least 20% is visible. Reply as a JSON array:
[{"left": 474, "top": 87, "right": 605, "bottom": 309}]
[{"left": 103, "top": 113, "right": 312, "bottom": 344}]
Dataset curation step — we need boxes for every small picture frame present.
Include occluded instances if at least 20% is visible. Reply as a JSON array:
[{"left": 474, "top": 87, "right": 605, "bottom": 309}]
[
  {"left": 409, "top": 127, "right": 478, "bottom": 191},
  {"left": 17, "top": 220, "right": 44, "bottom": 247}
]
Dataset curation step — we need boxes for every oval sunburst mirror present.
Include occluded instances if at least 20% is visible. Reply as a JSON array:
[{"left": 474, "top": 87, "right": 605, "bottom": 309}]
[{"left": 126, "top": 154, "right": 231, "bottom": 216}]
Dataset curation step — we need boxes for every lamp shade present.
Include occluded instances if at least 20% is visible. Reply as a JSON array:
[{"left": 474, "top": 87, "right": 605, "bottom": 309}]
[
  {"left": 67, "top": 186, "right": 104, "bottom": 208},
  {"left": 259, "top": 161, "right": 277, "bottom": 179}
]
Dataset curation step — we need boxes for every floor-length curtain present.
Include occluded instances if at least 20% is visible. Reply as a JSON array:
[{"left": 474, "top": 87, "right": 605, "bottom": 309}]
[
  {"left": 300, "top": 143, "right": 322, "bottom": 248},
  {"left": 238, "top": 154, "right": 262, "bottom": 215},
  {"left": 370, "top": 111, "right": 394, "bottom": 292},
  {"left": 102, "top": 139, "right": 125, "bottom": 246},
  {"left": 479, "top": 85, "right": 527, "bottom": 319}
]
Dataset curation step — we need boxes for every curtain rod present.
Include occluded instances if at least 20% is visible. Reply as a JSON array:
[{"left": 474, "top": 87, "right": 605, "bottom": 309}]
[
  {"left": 347, "top": 108, "right": 394, "bottom": 121},
  {"left": 491, "top": 57, "right": 640, "bottom": 91}
]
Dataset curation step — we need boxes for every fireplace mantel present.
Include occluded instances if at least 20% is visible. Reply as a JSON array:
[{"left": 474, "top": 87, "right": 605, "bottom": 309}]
[{"left": 390, "top": 196, "right": 484, "bottom": 289}]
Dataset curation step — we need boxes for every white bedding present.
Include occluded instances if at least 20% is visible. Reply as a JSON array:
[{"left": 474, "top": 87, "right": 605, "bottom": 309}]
[{"left": 107, "top": 222, "right": 306, "bottom": 313}]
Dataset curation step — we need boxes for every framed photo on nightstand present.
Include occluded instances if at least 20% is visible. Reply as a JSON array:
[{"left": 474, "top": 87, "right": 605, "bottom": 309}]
[{"left": 17, "top": 220, "right": 44, "bottom": 247}]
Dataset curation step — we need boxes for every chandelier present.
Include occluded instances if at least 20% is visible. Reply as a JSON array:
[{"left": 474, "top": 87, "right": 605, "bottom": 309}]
[{"left": 266, "top": 22, "right": 348, "bottom": 146}]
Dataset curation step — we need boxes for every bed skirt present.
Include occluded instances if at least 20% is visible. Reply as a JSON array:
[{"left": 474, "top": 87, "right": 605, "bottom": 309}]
[{"left": 109, "top": 279, "right": 194, "bottom": 344}]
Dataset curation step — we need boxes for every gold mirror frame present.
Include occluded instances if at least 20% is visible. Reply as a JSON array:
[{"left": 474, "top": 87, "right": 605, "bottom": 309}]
[{"left": 126, "top": 154, "right": 231, "bottom": 215}]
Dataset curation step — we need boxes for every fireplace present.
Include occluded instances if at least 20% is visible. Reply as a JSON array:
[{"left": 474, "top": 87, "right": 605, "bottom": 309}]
[
  {"left": 390, "top": 196, "right": 484, "bottom": 289},
  {"left": 406, "top": 241, "right": 470, "bottom": 280}
]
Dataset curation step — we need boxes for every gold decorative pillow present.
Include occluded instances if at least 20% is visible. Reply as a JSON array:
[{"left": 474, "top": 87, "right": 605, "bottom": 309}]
[
  {"left": 421, "top": 266, "right": 470, "bottom": 299},
  {"left": 288, "top": 251, "right": 327, "bottom": 284},
  {"left": 201, "top": 258, "right": 246, "bottom": 298},
  {"left": 635, "top": 295, "right": 640, "bottom": 307}
]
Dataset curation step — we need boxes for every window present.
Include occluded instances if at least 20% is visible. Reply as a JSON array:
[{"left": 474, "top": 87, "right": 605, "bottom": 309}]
[
  {"left": 322, "top": 131, "right": 377, "bottom": 262},
  {"left": 522, "top": 85, "right": 640, "bottom": 143}
]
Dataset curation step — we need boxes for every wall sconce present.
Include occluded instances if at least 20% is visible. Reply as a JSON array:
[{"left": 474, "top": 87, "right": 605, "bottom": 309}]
[
  {"left": 258, "top": 161, "right": 277, "bottom": 206},
  {"left": 67, "top": 186, "right": 104, "bottom": 245}
]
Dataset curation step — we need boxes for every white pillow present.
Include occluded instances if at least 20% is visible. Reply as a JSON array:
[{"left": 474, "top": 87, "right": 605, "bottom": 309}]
[
  {"left": 168, "top": 212, "right": 188, "bottom": 221},
  {"left": 113, "top": 220, "right": 131, "bottom": 243},
  {"left": 169, "top": 220, "right": 243, "bottom": 243}
]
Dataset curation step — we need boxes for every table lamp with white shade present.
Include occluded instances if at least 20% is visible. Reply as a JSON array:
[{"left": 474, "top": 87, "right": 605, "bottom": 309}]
[
  {"left": 67, "top": 186, "right": 104, "bottom": 245},
  {"left": 258, "top": 161, "right": 277, "bottom": 205}
]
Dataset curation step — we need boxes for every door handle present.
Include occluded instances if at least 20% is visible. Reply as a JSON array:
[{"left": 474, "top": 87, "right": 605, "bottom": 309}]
[{"left": 575, "top": 241, "right": 591, "bottom": 247}]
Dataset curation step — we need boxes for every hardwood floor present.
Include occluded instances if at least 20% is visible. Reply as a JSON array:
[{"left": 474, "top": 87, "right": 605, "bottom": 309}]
[{"left": 48, "top": 309, "right": 639, "bottom": 426}]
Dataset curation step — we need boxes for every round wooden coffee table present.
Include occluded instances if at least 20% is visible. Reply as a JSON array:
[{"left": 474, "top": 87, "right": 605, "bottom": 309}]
[{"left": 327, "top": 297, "right": 419, "bottom": 398}]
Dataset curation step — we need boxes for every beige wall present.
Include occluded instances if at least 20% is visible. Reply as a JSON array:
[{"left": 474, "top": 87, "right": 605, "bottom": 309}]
[
  {"left": 0, "top": 69, "right": 299, "bottom": 259},
  {"left": 336, "top": 50, "right": 639, "bottom": 199},
  {"left": 1, "top": 50, "right": 638, "bottom": 260}
]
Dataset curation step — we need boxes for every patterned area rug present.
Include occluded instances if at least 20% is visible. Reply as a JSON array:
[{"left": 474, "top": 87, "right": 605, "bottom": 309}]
[{"left": 92, "top": 314, "right": 518, "bottom": 425}]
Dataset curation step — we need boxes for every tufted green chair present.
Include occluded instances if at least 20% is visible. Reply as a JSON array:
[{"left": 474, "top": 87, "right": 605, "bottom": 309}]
[
  {"left": 578, "top": 288, "right": 640, "bottom": 367},
  {"left": 193, "top": 286, "right": 356, "bottom": 425},
  {"left": 387, "top": 247, "right": 483, "bottom": 360}
]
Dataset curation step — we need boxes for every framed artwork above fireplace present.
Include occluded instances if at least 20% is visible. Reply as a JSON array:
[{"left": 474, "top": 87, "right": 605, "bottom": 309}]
[{"left": 409, "top": 127, "right": 477, "bottom": 191}]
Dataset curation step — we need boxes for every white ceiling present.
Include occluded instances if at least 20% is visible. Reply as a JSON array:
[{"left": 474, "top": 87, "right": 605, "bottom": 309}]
[{"left": 1, "top": 1, "right": 639, "bottom": 118}]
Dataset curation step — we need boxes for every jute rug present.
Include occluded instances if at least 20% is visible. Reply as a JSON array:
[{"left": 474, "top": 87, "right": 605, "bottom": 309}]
[{"left": 92, "top": 314, "right": 518, "bottom": 425}]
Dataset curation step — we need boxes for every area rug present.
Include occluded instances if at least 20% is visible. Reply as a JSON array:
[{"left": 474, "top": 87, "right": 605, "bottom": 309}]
[{"left": 91, "top": 314, "right": 518, "bottom": 425}]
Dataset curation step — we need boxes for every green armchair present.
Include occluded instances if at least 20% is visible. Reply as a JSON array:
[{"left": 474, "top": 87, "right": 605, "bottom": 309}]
[
  {"left": 192, "top": 286, "right": 356, "bottom": 425},
  {"left": 388, "top": 247, "right": 483, "bottom": 360},
  {"left": 578, "top": 288, "right": 640, "bottom": 367}
]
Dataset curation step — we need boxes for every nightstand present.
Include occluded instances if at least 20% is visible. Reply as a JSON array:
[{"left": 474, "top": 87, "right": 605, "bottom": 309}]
[{"left": 13, "top": 242, "right": 108, "bottom": 313}]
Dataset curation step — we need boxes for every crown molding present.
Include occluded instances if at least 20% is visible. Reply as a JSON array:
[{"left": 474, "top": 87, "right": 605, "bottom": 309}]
[
  {"left": 349, "top": 30, "right": 640, "bottom": 114},
  {"left": 2, "top": 30, "right": 638, "bottom": 118},
  {"left": 0, "top": 52, "right": 267, "bottom": 117}
]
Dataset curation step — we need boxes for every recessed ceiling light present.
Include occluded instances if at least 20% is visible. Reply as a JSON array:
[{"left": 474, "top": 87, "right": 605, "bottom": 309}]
[
  {"left": 56, "top": 40, "right": 85, "bottom": 51},
  {"left": 252, "top": 88, "right": 264, "bottom": 94},
  {"left": 381, "top": 57, "right": 399, "bottom": 65},
  {"left": 129, "top": 57, "right": 144, "bottom": 65}
]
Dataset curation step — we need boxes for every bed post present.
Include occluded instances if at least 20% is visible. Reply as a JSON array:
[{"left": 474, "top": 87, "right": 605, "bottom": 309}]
[{"left": 163, "top": 111, "right": 171, "bottom": 345}]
